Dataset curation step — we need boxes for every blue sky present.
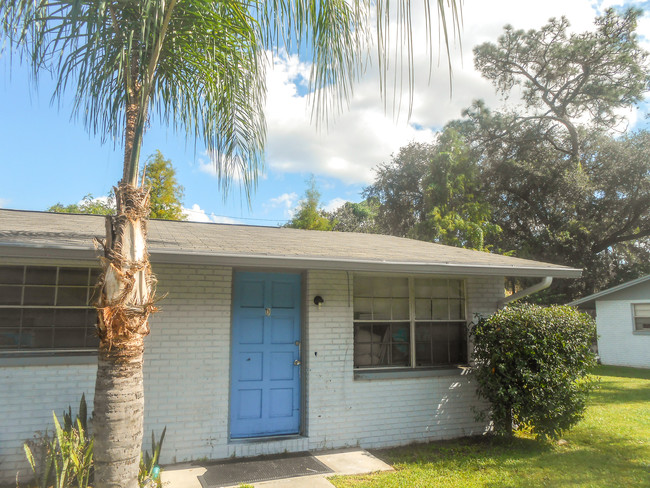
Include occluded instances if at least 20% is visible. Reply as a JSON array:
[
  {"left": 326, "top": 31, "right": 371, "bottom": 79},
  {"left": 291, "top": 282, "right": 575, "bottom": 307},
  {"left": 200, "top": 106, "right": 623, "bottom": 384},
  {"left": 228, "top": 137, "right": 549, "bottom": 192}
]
[{"left": 1, "top": 0, "right": 648, "bottom": 225}]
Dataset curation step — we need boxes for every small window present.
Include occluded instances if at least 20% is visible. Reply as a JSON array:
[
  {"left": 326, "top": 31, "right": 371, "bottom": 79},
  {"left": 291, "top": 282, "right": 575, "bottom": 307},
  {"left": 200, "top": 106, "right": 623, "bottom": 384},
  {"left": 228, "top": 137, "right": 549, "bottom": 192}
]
[
  {"left": 0, "top": 265, "right": 99, "bottom": 353},
  {"left": 353, "top": 275, "right": 467, "bottom": 369},
  {"left": 633, "top": 304, "right": 650, "bottom": 331}
]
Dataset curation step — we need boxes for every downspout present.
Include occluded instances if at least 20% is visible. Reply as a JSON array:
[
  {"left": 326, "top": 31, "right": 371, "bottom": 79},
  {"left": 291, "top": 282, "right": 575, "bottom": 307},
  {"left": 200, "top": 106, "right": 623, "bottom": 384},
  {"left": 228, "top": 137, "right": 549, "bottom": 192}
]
[{"left": 498, "top": 277, "right": 553, "bottom": 308}]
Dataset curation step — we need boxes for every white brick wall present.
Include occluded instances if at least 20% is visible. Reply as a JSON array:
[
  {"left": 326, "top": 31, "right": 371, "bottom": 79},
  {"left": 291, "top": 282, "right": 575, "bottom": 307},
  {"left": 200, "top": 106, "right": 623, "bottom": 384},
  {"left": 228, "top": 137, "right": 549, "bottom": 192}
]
[
  {"left": 304, "top": 271, "right": 501, "bottom": 451},
  {"left": 596, "top": 300, "right": 650, "bottom": 368},
  {"left": 0, "top": 260, "right": 504, "bottom": 483}
]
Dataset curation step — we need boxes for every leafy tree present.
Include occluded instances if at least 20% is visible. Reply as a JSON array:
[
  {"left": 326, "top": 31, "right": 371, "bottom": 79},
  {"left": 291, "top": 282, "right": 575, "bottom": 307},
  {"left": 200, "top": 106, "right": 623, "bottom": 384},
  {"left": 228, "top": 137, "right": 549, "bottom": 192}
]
[
  {"left": 365, "top": 129, "right": 498, "bottom": 250},
  {"left": 364, "top": 142, "right": 430, "bottom": 238},
  {"left": 48, "top": 151, "right": 186, "bottom": 219},
  {"left": 473, "top": 8, "right": 649, "bottom": 161},
  {"left": 325, "top": 198, "right": 379, "bottom": 233},
  {"left": 1, "top": 2, "right": 461, "bottom": 485},
  {"left": 471, "top": 304, "right": 597, "bottom": 440},
  {"left": 48, "top": 194, "right": 115, "bottom": 216},
  {"left": 285, "top": 177, "right": 332, "bottom": 231},
  {"left": 142, "top": 151, "right": 186, "bottom": 220},
  {"left": 461, "top": 8, "right": 650, "bottom": 301},
  {"left": 416, "top": 129, "right": 500, "bottom": 251}
]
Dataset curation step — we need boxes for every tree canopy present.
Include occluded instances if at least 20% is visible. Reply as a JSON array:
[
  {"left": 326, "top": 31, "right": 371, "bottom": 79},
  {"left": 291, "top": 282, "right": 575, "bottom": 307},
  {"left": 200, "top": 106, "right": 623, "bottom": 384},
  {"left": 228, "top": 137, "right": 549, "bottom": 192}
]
[
  {"left": 48, "top": 151, "right": 186, "bottom": 220},
  {"left": 285, "top": 177, "right": 333, "bottom": 231},
  {"left": 142, "top": 151, "right": 186, "bottom": 220},
  {"left": 360, "top": 8, "right": 650, "bottom": 302}
]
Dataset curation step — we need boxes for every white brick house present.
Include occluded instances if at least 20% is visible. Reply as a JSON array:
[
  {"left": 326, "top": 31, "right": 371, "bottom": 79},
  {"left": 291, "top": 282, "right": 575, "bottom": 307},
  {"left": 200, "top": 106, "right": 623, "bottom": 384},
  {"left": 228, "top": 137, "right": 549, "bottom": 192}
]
[
  {"left": 570, "top": 276, "right": 650, "bottom": 369},
  {"left": 0, "top": 209, "right": 581, "bottom": 483}
]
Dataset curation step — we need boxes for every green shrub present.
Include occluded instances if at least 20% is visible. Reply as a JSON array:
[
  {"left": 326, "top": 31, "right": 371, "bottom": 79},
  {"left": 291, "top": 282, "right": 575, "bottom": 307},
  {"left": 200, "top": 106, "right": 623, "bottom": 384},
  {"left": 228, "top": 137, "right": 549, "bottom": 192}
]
[
  {"left": 471, "top": 304, "right": 597, "bottom": 439},
  {"left": 24, "top": 395, "right": 93, "bottom": 488},
  {"left": 139, "top": 428, "right": 166, "bottom": 488},
  {"left": 24, "top": 395, "right": 166, "bottom": 488}
]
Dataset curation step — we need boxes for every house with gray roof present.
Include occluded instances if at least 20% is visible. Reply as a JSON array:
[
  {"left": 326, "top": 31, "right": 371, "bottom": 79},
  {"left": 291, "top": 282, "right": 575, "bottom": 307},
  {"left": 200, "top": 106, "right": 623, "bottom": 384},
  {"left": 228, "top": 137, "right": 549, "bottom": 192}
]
[
  {"left": 570, "top": 276, "right": 650, "bottom": 369},
  {"left": 0, "top": 209, "right": 581, "bottom": 483}
]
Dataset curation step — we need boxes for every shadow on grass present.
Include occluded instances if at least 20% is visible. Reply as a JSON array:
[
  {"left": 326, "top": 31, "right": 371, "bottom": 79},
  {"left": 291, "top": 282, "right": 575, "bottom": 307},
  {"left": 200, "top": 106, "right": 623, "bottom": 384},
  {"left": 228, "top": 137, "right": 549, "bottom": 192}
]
[{"left": 363, "top": 431, "right": 649, "bottom": 488}]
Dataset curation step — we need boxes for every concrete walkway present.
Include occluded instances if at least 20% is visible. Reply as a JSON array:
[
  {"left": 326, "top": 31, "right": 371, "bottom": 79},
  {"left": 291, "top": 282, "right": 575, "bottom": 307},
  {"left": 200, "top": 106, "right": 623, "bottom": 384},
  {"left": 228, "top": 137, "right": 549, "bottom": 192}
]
[{"left": 161, "top": 448, "right": 393, "bottom": 488}]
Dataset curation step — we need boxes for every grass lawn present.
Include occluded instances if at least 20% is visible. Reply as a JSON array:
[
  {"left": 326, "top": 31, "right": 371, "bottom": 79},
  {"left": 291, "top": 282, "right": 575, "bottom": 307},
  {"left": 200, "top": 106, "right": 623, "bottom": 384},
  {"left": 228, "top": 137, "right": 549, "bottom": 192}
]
[{"left": 329, "top": 366, "right": 650, "bottom": 488}]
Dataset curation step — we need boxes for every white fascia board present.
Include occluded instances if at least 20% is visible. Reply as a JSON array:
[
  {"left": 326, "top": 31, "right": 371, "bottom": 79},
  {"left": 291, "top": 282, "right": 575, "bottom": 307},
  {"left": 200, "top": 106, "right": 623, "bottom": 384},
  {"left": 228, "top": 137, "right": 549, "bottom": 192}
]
[{"left": 0, "top": 243, "right": 582, "bottom": 278}]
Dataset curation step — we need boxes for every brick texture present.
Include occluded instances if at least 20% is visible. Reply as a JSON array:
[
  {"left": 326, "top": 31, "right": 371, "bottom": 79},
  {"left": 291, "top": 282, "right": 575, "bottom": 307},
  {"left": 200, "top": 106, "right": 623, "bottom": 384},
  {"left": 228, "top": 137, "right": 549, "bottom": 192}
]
[
  {"left": 596, "top": 300, "right": 650, "bottom": 368},
  {"left": 0, "top": 260, "right": 504, "bottom": 482}
]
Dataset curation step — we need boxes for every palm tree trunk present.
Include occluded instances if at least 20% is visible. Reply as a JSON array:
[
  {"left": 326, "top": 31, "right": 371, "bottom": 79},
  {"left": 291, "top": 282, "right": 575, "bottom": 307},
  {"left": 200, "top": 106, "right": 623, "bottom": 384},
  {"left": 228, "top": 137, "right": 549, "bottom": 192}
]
[{"left": 94, "top": 184, "right": 156, "bottom": 488}]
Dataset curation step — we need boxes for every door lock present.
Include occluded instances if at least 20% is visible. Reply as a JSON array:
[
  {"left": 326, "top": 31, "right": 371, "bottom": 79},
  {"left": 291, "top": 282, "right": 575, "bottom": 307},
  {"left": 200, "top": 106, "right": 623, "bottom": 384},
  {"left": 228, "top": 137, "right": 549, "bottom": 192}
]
[
  {"left": 265, "top": 308, "right": 271, "bottom": 316},
  {"left": 294, "top": 359, "right": 301, "bottom": 366}
]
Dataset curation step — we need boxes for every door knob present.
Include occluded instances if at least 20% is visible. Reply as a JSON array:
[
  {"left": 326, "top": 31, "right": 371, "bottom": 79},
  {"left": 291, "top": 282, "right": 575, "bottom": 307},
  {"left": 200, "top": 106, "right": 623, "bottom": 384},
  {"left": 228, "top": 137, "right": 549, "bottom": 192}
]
[{"left": 294, "top": 359, "right": 301, "bottom": 366}]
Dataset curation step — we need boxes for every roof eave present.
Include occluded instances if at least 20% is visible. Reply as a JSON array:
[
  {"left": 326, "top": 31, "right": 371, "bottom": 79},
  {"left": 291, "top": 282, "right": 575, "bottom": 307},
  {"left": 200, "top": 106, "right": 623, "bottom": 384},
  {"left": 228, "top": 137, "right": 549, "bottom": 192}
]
[{"left": 0, "top": 243, "right": 582, "bottom": 278}]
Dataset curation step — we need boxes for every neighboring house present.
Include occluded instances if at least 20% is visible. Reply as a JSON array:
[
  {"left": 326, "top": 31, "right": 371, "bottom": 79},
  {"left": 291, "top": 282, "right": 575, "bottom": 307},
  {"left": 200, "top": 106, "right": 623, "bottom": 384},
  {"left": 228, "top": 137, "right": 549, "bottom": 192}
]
[
  {"left": 569, "top": 276, "right": 650, "bottom": 369},
  {"left": 0, "top": 209, "right": 581, "bottom": 482}
]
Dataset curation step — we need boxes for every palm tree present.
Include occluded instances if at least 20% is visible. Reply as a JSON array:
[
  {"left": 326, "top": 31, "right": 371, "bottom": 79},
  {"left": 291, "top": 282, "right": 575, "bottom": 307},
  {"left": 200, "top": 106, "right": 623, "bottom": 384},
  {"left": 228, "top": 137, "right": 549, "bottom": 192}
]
[{"left": 0, "top": 1, "right": 461, "bottom": 486}]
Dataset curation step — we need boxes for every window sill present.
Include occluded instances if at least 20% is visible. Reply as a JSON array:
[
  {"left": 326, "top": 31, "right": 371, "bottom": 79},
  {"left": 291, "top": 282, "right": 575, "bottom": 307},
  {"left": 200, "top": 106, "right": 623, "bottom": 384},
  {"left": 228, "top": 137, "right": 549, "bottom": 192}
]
[
  {"left": 633, "top": 330, "right": 650, "bottom": 335},
  {"left": 354, "top": 365, "right": 471, "bottom": 381},
  {"left": 0, "top": 351, "right": 97, "bottom": 367}
]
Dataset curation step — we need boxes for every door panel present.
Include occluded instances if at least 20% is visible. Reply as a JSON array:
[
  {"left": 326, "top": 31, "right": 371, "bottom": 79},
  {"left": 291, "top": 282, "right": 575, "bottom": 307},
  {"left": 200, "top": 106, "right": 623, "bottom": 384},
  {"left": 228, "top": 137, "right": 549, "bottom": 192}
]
[{"left": 230, "top": 272, "right": 301, "bottom": 438}]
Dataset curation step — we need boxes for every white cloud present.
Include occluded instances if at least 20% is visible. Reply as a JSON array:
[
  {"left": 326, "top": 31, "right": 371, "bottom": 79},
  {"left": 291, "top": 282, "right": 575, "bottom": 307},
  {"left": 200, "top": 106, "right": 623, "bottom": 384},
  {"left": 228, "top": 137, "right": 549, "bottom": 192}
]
[
  {"left": 183, "top": 204, "right": 240, "bottom": 224},
  {"left": 323, "top": 197, "right": 347, "bottom": 213},
  {"left": 264, "top": 192, "right": 299, "bottom": 218},
  {"left": 261, "top": 1, "right": 648, "bottom": 185},
  {"left": 0, "top": 197, "right": 9, "bottom": 208}
]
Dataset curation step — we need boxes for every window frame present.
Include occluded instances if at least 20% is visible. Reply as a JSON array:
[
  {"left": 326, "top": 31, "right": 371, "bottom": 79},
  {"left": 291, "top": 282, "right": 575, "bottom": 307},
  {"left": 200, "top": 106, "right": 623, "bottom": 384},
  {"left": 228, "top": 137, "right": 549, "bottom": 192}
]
[
  {"left": 632, "top": 303, "right": 650, "bottom": 333},
  {"left": 0, "top": 264, "right": 100, "bottom": 356},
  {"left": 353, "top": 274, "right": 468, "bottom": 371}
]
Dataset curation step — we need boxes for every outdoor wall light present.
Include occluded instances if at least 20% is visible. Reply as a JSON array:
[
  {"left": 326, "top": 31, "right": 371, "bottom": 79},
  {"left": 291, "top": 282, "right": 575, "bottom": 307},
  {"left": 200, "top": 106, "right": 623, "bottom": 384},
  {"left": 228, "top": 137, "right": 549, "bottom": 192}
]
[{"left": 313, "top": 296, "right": 324, "bottom": 309}]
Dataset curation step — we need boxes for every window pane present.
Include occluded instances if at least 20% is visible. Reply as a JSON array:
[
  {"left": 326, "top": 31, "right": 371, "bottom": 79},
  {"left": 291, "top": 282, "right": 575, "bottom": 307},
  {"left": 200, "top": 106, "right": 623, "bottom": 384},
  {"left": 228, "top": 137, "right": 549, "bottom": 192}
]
[
  {"left": 354, "top": 324, "right": 388, "bottom": 367},
  {"left": 432, "top": 299, "right": 448, "bottom": 320},
  {"left": 56, "top": 287, "right": 89, "bottom": 306},
  {"left": 431, "top": 280, "right": 448, "bottom": 298},
  {"left": 415, "top": 299, "right": 432, "bottom": 320},
  {"left": 391, "top": 279, "right": 409, "bottom": 298},
  {"left": 448, "top": 280, "right": 463, "bottom": 298},
  {"left": 354, "top": 277, "right": 373, "bottom": 297},
  {"left": 25, "top": 267, "right": 57, "bottom": 285},
  {"left": 20, "top": 328, "right": 53, "bottom": 348},
  {"left": 390, "top": 323, "right": 410, "bottom": 366},
  {"left": 0, "top": 286, "right": 22, "bottom": 305},
  {"left": 449, "top": 299, "right": 465, "bottom": 320},
  {"left": 634, "top": 304, "right": 650, "bottom": 317},
  {"left": 22, "top": 309, "right": 55, "bottom": 327},
  {"left": 372, "top": 277, "right": 391, "bottom": 297},
  {"left": 23, "top": 286, "right": 55, "bottom": 306},
  {"left": 0, "top": 328, "right": 21, "bottom": 348},
  {"left": 635, "top": 317, "right": 650, "bottom": 330},
  {"left": 0, "top": 309, "right": 21, "bottom": 327},
  {"left": 416, "top": 342, "right": 432, "bottom": 366},
  {"left": 0, "top": 266, "right": 24, "bottom": 284},
  {"left": 373, "top": 299, "right": 391, "bottom": 320},
  {"left": 85, "top": 331, "right": 100, "bottom": 348},
  {"left": 354, "top": 297, "right": 372, "bottom": 320},
  {"left": 58, "top": 268, "right": 89, "bottom": 286},
  {"left": 448, "top": 323, "right": 467, "bottom": 364},
  {"left": 430, "top": 323, "right": 449, "bottom": 365},
  {"left": 53, "top": 328, "right": 87, "bottom": 348},
  {"left": 392, "top": 298, "right": 409, "bottom": 319},
  {"left": 414, "top": 279, "right": 432, "bottom": 298},
  {"left": 55, "top": 309, "right": 88, "bottom": 327}
]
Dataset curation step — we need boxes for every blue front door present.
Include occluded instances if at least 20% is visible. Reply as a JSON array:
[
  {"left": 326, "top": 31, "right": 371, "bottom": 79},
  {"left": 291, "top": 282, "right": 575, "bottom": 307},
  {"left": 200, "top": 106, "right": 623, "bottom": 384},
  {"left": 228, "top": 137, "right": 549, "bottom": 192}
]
[{"left": 230, "top": 272, "right": 302, "bottom": 438}]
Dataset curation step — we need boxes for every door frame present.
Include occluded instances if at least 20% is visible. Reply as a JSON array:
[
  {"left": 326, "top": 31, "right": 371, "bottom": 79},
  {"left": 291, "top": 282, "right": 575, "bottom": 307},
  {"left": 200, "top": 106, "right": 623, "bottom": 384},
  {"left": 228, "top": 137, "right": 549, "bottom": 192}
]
[{"left": 228, "top": 268, "right": 306, "bottom": 440}]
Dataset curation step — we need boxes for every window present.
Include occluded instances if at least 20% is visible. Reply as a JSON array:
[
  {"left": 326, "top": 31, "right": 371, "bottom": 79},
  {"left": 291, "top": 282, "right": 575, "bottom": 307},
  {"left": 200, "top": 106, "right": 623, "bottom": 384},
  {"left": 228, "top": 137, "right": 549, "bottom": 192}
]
[
  {"left": 353, "top": 276, "right": 467, "bottom": 369},
  {"left": 633, "top": 304, "right": 650, "bottom": 331},
  {"left": 0, "top": 265, "right": 100, "bottom": 353}
]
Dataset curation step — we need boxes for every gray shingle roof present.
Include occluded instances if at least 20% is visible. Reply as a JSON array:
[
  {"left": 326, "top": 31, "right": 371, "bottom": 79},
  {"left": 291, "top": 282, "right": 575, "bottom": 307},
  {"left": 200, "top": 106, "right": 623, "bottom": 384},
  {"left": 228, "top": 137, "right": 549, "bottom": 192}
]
[{"left": 0, "top": 209, "right": 581, "bottom": 277}]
